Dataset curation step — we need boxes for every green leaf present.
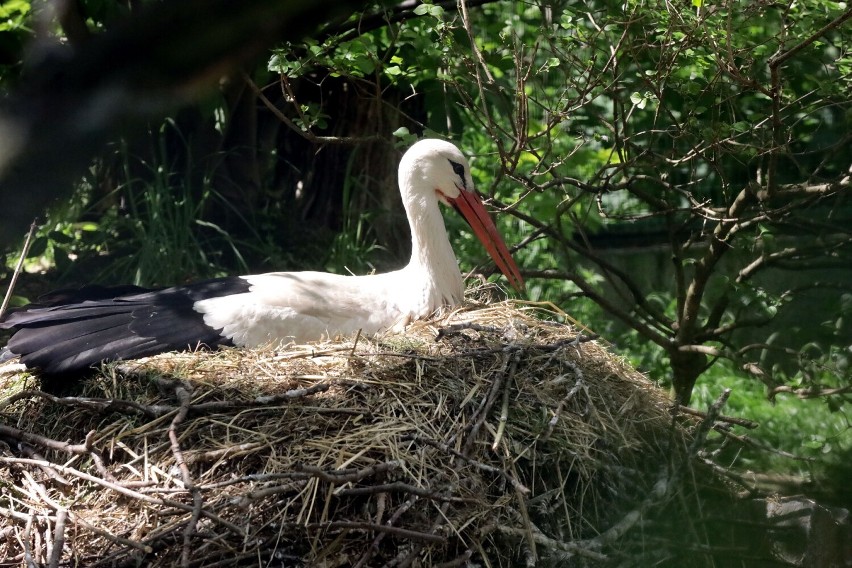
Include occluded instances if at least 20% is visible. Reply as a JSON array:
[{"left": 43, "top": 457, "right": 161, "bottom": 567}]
[
  {"left": 48, "top": 230, "right": 73, "bottom": 244},
  {"left": 7, "top": 295, "right": 30, "bottom": 307},
  {"left": 427, "top": 4, "right": 444, "bottom": 17},
  {"left": 392, "top": 127, "right": 418, "bottom": 146},
  {"left": 25, "top": 236, "right": 48, "bottom": 258},
  {"left": 732, "top": 121, "right": 750, "bottom": 133},
  {"left": 413, "top": 3, "right": 443, "bottom": 17}
]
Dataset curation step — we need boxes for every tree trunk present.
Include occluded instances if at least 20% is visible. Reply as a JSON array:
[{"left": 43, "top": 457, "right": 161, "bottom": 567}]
[{"left": 669, "top": 349, "right": 707, "bottom": 406}]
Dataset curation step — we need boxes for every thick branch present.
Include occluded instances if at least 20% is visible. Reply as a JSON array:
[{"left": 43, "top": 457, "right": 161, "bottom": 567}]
[{"left": 677, "top": 186, "right": 753, "bottom": 342}]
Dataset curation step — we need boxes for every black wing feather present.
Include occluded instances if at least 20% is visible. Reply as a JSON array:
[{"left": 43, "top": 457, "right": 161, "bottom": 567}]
[{"left": 1, "top": 277, "right": 252, "bottom": 374}]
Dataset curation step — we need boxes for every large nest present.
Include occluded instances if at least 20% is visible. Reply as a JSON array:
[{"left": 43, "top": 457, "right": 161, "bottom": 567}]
[{"left": 0, "top": 301, "right": 705, "bottom": 567}]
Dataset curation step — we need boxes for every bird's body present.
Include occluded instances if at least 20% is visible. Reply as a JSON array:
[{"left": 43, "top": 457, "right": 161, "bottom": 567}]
[{"left": 1, "top": 139, "right": 523, "bottom": 374}]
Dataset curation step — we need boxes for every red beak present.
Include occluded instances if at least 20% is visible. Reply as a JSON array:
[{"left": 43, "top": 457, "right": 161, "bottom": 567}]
[{"left": 447, "top": 186, "right": 525, "bottom": 292}]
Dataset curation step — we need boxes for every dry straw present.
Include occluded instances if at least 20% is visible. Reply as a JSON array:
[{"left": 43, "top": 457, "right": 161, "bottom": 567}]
[{"left": 0, "top": 299, "right": 701, "bottom": 567}]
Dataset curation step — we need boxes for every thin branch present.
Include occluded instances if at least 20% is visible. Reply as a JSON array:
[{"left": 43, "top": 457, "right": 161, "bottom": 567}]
[
  {"left": 0, "top": 457, "right": 246, "bottom": 538},
  {"left": 297, "top": 520, "right": 446, "bottom": 544},
  {"left": 336, "top": 482, "right": 473, "bottom": 503},
  {"left": 462, "top": 350, "right": 519, "bottom": 456},
  {"left": 244, "top": 74, "right": 382, "bottom": 145},
  {"left": 46, "top": 509, "right": 66, "bottom": 568},
  {"left": 405, "top": 434, "right": 530, "bottom": 494},
  {"left": 166, "top": 383, "right": 201, "bottom": 568},
  {"left": 293, "top": 460, "right": 400, "bottom": 483},
  {"left": 769, "top": 6, "right": 852, "bottom": 68},
  {"left": 0, "top": 220, "right": 38, "bottom": 320},
  {"left": 675, "top": 405, "right": 758, "bottom": 429},
  {"left": 769, "top": 384, "right": 852, "bottom": 399}
]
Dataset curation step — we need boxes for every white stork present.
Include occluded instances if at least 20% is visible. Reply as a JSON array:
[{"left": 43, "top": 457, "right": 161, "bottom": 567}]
[{"left": 0, "top": 139, "right": 524, "bottom": 374}]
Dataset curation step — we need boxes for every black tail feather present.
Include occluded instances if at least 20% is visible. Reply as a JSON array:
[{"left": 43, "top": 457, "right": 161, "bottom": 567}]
[{"left": 0, "top": 277, "right": 251, "bottom": 374}]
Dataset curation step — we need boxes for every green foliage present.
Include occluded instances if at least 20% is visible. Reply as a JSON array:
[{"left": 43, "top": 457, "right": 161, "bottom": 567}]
[
  {"left": 4, "top": 0, "right": 849, "bottom": 496},
  {"left": 7, "top": 121, "right": 289, "bottom": 288},
  {"left": 98, "top": 142, "right": 243, "bottom": 287},
  {"left": 261, "top": 1, "right": 852, "bottom": 391},
  {"left": 693, "top": 362, "right": 850, "bottom": 502},
  {"left": 0, "top": 0, "right": 29, "bottom": 32},
  {"left": 324, "top": 148, "right": 383, "bottom": 275},
  {"left": 0, "top": 0, "right": 30, "bottom": 82}
]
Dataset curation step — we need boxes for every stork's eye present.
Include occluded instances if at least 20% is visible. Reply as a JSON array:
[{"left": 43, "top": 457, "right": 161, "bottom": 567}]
[{"left": 449, "top": 160, "right": 466, "bottom": 186}]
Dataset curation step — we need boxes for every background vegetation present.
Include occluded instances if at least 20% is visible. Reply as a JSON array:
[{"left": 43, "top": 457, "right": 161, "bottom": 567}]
[{"left": 1, "top": 0, "right": 849, "bottom": 515}]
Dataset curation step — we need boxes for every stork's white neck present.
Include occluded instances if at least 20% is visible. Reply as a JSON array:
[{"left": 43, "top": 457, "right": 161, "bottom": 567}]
[{"left": 399, "top": 165, "right": 465, "bottom": 312}]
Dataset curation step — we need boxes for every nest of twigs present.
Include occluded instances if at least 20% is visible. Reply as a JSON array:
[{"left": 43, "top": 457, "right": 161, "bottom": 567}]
[{"left": 0, "top": 300, "right": 709, "bottom": 567}]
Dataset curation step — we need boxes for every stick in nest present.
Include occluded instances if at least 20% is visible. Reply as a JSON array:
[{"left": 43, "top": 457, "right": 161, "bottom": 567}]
[{"left": 0, "top": 219, "right": 38, "bottom": 320}]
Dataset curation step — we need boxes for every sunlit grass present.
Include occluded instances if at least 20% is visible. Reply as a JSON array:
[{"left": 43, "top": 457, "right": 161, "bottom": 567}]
[{"left": 692, "top": 363, "right": 850, "bottom": 475}]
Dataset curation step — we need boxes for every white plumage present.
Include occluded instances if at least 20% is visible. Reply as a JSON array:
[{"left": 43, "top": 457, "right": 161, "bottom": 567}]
[{"left": 1, "top": 139, "right": 523, "bottom": 373}]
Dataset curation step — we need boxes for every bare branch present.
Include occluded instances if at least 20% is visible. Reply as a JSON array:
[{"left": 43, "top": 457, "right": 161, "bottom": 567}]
[{"left": 769, "top": 385, "right": 852, "bottom": 399}]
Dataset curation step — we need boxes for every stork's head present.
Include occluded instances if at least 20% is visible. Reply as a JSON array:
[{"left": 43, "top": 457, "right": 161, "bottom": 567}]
[
  {"left": 398, "top": 138, "right": 475, "bottom": 205},
  {"left": 398, "top": 138, "right": 525, "bottom": 292}
]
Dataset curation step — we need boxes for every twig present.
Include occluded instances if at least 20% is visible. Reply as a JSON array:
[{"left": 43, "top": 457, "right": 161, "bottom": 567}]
[
  {"left": 336, "top": 482, "right": 473, "bottom": 503},
  {"left": 675, "top": 404, "right": 758, "bottom": 429},
  {"left": 22, "top": 513, "right": 37, "bottom": 568},
  {"left": 711, "top": 425, "right": 811, "bottom": 461},
  {"left": 689, "top": 388, "right": 731, "bottom": 455},
  {"left": 435, "top": 322, "right": 498, "bottom": 340},
  {"left": 0, "top": 506, "right": 152, "bottom": 555},
  {"left": 496, "top": 525, "right": 607, "bottom": 562},
  {"left": 374, "top": 491, "right": 386, "bottom": 525},
  {"left": 582, "top": 465, "right": 671, "bottom": 552},
  {"left": 185, "top": 442, "right": 265, "bottom": 464},
  {"left": 0, "top": 389, "right": 172, "bottom": 417},
  {"left": 352, "top": 495, "right": 418, "bottom": 568},
  {"left": 349, "top": 328, "right": 362, "bottom": 357},
  {"left": 0, "top": 506, "right": 53, "bottom": 524},
  {"left": 462, "top": 350, "right": 516, "bottom": 456},
  {"left": 0, "top": 219, "right": 38, "bottom": 320},
  {"left": 1, "top": 380, "right": 332, "bottom": 421},
  {"left": 239, "top": 462, "right": 403, "bottom": 501},
  {"left": 167, "top": 382, "right": 200, "bottom": 568},
  {"left": 0, "top": 424, "right": 93, "bottom": 456},
  {"left": 295, "top": 520, "right": 445, "bottom": 544},
  {"left": 0, "top": 425, "right": 115, "bottom": 481},
  {"left": 15, "top": 445, "right": 71, "bottom": 487},
  {"left": 768, "top": 6, "right": 852, "bottom": 68},
  {"left": 447, "top": 336, "right": 597, "bottom": 360},
  {"left": 396, "top": 500, "right": 453, "bottom": 568},
  {"left": 458, "top": 0, "right": 494, "bottom": 84},
  {"left": 293, "top": 460, "right": 400, "bottom": 483},
  {"left": 541, "top": 368, "right": 586, "bottom": 443},
  {"left": 0, "top": 457, "right": 245, "bottom": 538},
  {"left": 47, "top": 509, "right": 66, "bottom": 568},
  {"left": 249, "top": 381, "right": 332, "bottom": 405},
  {"left": 434, "top": 549, "right": 474, "bottom": 568},
  {"left": 769, "top": 384, "right": 852, "bottom": 400},
  {"left": 200, "top": 472, "right": 311, "bottom": 490},
  {"left": 239, "top": 480, "right": 306, "bottom": 502},
  {"left": 491, "top": 367, "right": 513, "bottom": 451},
  {"left": 72, "top": 512, "right": 153, "bottom": 554},
  {"left": 244, "top": 73, "right": 382, "bottom": 145},
  {"left": 406, "top": 434, "right": 529, "bottom": 494},
  {"left": 269, "top": 345, "right": 357, "bottom": 360}
]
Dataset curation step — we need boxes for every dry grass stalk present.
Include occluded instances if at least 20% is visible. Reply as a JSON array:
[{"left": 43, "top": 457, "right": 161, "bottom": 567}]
[{"left": 0, "top": 300, "right": 688, "bottom": 566}]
